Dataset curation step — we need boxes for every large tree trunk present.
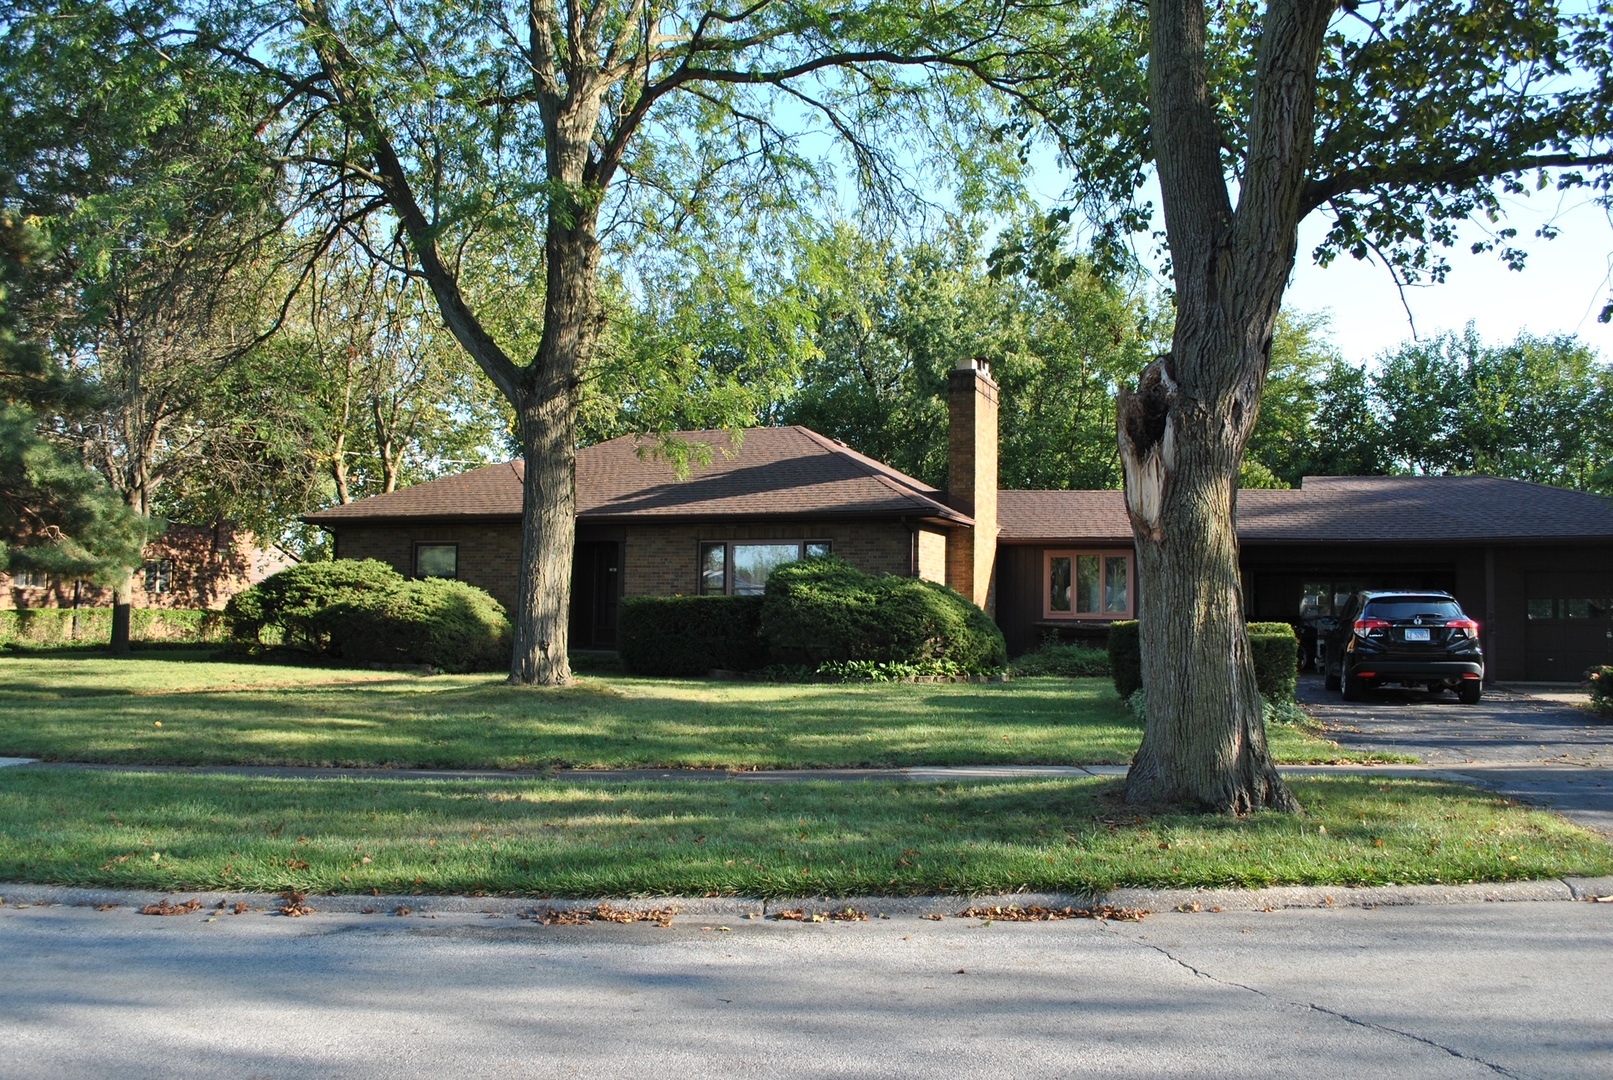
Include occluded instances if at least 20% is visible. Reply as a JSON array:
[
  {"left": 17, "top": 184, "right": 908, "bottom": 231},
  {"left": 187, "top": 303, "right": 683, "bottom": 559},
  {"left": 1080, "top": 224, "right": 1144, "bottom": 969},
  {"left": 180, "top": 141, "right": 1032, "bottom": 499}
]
[
  {"left": 506, "top": 210, "right": 601, "bottom": 686},
  {"left": 1120, "top": 0, "right": 1335, "bottom": 811},
  {"left": 1119, "top": 352, "right": 1295, "bottom": 813},
  {"left": 109, "top": 572, "right": 134, "bottom": 657}
]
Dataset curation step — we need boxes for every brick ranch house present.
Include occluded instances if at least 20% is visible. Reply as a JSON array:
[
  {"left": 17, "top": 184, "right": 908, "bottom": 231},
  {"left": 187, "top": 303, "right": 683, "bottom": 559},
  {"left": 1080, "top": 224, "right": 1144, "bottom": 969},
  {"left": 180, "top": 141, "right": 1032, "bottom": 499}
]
[
  {"left": 306, "top": 359, "right": 1613, "bottom": 682},
  {"left": 1, "top": 522, "right": 292, "bottom": 613}
]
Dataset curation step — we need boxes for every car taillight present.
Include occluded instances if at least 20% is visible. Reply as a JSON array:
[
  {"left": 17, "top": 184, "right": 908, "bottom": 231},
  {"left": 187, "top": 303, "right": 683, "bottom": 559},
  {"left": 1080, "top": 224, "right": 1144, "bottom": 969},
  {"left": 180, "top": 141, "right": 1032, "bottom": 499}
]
[
  {"left": 1446, "top": 618, "right": 1479, "bottom": 639},
  {"left": 1353, "top": 618, "right": 1389, "bottom": 635}
]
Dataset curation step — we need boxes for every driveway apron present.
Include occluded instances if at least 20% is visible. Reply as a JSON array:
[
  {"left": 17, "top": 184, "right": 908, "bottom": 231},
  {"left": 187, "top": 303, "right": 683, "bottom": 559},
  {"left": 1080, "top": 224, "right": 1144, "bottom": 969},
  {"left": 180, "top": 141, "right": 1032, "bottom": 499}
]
[{"left": 1301, "top": 674, "right": 1613, "bottom": 835}]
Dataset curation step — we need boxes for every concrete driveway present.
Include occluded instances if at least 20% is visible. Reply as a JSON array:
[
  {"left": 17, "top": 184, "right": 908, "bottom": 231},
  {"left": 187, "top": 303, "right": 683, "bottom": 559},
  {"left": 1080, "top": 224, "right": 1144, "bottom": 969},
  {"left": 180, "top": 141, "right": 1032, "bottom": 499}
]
[{"left": 1300, "top": 675, "right": 1613, "bottom": 835}]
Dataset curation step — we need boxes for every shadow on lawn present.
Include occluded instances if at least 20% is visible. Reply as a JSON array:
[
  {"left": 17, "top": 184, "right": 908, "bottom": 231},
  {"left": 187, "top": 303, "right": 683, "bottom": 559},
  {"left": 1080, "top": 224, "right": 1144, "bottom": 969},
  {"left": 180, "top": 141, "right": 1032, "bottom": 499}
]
[{"left": 0, "top": 676, "right": 1143, "bottom": 769}]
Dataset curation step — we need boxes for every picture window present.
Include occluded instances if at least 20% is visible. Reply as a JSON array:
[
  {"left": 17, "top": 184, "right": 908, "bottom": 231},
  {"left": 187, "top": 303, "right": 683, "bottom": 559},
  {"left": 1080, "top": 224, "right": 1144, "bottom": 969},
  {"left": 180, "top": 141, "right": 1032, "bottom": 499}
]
[
  {"left": 414, "top": 543, "right": 458, "bottom": 579},
  {"left": 698, "top": 540, "right": 832, "bottom": 595}
]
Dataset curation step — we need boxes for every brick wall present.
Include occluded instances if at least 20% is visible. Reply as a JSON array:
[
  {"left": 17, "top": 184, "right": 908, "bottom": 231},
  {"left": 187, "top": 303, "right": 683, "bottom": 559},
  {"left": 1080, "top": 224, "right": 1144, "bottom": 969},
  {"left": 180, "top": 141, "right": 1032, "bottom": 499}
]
[
  {"left": 916, "top": 527, "right": 949, "bottom": 585},
  {"left": 335, "top": 522, "right": 524, "bottom": 613}
]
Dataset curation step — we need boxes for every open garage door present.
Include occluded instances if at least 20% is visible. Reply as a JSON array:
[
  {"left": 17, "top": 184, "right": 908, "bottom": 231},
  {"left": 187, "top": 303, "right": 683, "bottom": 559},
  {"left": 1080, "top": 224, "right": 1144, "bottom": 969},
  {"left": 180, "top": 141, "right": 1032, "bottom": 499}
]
[{"left": 1525, "top": 573, "right": 1613, "bottom": 680}]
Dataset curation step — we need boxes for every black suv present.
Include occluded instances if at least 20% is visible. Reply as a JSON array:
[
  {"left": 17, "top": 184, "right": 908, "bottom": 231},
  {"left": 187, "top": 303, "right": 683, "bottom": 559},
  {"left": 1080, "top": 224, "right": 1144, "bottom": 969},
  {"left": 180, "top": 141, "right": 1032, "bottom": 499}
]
[{"left": 1321, "top": 591, "right": 1485, "bottom": 704}]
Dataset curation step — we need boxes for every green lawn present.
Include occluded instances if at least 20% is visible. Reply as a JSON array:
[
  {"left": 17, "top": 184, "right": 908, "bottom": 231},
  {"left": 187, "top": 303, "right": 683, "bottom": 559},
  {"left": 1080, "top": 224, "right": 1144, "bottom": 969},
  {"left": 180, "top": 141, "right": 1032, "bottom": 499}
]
[
  {"left": 1, "top": 770, "right": 1605, "bottom": 897},
  {"left": 0, "top": 653, "right": 1380, "bottom": 768}
]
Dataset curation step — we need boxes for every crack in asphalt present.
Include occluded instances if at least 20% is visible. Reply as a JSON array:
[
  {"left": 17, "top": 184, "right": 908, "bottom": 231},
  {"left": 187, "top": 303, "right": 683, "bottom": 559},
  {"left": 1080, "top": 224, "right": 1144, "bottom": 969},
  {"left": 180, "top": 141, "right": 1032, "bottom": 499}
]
[{"left": 1102, "top": 923, "right": 1535, "bottom": 1079}]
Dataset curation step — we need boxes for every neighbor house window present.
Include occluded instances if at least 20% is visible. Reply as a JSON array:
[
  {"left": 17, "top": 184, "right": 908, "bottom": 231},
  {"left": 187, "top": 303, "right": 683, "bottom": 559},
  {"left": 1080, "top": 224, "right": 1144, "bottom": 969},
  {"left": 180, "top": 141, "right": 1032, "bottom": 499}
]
[
  {"left": 414, "top": 543, "right": 458, "bottom": 579},
  {"left": 698, "top": 540, "right": 832, "bottom": 595},
  {"left": 13, "top": 568, "right": 48, "bottom": 589},
  {"left": 1044, "top": 550, "right": 1132, "bottom": 619},
  {"left": 143, "top": 559, "right": 172, "bottom": 593}
]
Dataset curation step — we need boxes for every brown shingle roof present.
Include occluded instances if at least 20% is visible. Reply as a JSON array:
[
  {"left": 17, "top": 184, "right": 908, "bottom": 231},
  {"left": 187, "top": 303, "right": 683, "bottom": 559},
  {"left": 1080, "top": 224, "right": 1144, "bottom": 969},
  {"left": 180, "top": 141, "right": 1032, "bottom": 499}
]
[
  {"left": 998, "top": 475, "right": 1613, "bottom": 544},
  {"left": 1239, "top": 475, "right": 1613, "bottom": 542},
  {"left": 304, "top": 427, "right": 969, "bottom": 526},
  {"left": 997, "top": 489, "right": 1132, "bottom": 543}
]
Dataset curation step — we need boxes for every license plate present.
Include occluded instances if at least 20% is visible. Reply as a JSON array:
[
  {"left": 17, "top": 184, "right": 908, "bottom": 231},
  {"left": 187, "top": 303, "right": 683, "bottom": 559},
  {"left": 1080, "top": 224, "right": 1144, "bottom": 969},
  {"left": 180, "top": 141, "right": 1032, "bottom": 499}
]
[{"left": 1404, "top": 628, "right": 1431, "bottom": 642}]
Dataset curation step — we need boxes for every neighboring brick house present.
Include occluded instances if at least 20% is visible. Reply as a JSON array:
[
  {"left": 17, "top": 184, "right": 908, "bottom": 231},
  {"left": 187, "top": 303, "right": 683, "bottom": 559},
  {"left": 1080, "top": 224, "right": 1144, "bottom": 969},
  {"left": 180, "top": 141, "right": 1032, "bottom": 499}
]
[
  {"left": 1, "top": 522, "right": 293, "bottom": 612},
  {"left": 305, "top": 356, "right": 1613, "bottom": 681}
]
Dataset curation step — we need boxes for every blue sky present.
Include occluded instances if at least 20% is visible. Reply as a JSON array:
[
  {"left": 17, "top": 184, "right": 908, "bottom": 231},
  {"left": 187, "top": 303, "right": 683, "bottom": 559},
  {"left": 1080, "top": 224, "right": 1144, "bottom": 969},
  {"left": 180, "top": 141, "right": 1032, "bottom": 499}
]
[{"left": 1282, "top": 194, "right": 1613, "bottom": 366}]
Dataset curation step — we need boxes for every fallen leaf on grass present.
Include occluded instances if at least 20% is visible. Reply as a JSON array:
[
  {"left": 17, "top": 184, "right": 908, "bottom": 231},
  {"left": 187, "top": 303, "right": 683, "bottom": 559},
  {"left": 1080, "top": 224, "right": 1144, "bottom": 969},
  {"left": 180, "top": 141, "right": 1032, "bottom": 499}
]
[
  {"left": 232, "top": 902, "right": 250, "bottom": 915},
  {"left": 278, "top": 892, "right": 316, "bottom": 917},
  {"left": 139, "top": 898, "right": 203, "bottom": 917},
  {"left": 960, "top": 904, "right": 1150, "bottom": 923}
]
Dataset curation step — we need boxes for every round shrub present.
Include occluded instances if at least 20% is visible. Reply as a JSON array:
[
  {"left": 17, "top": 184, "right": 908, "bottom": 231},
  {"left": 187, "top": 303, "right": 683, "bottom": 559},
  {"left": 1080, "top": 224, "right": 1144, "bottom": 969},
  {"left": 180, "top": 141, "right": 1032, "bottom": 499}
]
[
  {"left": 225, "top": 558, "right": 404, "bottom": 648},
  {"left": 761, "top": 557, "right": 1006, "bottom": 672},
  {"left": 330, "top": 578, "right": 511, "bottom": 673}
]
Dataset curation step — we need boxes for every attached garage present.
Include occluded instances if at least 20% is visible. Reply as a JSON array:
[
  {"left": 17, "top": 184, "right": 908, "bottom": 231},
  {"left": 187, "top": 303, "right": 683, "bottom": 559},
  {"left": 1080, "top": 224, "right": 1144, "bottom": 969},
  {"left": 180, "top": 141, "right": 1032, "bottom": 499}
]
[{"left": 998, "top": 476, "right": 1613, "bottom": 683}]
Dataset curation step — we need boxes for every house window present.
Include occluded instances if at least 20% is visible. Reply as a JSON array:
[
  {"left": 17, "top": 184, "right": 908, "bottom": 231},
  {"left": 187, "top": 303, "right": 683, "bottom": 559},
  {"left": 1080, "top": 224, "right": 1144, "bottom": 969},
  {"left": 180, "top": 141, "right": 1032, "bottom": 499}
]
[
  {"left": 698, "top": 540, "right": 832, "bottom": 595},
  {"left": 1528, "top": 598, "right": 1610, "bottom": 620},
  {"left": 414, "top": 543, "right": 458, "bottom": 579},
  {"left": 1044, "top": 550, "right": 1133, "bottom": 619},
  {"left": 13, "top": 568, "right": 48, "bottom": 589},
  {"left": 144, "top": 559, "right": 172, "bottom": 593}
]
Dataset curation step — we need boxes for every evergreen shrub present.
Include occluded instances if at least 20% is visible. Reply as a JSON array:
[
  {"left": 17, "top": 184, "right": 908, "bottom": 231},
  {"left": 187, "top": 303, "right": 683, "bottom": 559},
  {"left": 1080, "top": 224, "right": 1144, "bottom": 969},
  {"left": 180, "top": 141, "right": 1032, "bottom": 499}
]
[
  {"left": 1247, "top": 621, "right": 1299, "bottom": 701},
  {"left": 1589, "top": 666, "right": 1613, "bottom": 716},
  {"left": 1108, "top": 620, "right": 1298, "bottom": 702},
  {"left": 1010, "top": 638, "right": 1112, "bottom": 678},
  {"left": 331, "top": 579, "right": 512, "bottom": 673},
  {"left": 617, "top": 595, "right": 767, "bottom": 676},
  {"left": 225, "top": 559, "right": 403, "bottom": 647},
  {"left": 760, "top": 557, "right": 1006, "bottom": 671}
]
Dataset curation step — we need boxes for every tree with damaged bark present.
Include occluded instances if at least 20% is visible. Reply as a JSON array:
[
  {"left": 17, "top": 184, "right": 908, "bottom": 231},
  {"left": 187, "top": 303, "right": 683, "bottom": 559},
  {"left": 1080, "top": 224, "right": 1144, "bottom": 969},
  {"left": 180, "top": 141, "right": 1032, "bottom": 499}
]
[{"left": 1038, "top": 0, "right": 1613, "bottom": 810}]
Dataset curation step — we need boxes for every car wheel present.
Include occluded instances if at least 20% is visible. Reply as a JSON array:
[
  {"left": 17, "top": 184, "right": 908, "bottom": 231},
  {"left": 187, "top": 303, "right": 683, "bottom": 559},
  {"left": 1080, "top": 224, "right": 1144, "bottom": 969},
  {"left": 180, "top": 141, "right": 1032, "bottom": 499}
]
[
  {"left": 1457, "top": 680, "right": 1482, "bottom": 705},
  {"left": 1341, "top": 670, "right": 1366, "bottom": 702}
]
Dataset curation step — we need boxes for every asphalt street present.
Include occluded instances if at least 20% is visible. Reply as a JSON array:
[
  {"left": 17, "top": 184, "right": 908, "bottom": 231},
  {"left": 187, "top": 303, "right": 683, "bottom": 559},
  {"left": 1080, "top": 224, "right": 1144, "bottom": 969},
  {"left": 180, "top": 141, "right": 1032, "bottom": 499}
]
[
  {"left": 1301, "top": 676, "right": 1613, "bottom": 835},
  {"left": 2, "top": 896, "right": 1610, "bottom": 1079}
]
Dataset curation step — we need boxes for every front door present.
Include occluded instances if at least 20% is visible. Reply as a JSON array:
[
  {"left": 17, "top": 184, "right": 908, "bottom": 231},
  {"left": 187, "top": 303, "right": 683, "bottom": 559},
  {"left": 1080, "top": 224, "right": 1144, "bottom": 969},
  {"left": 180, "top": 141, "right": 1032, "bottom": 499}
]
[{"left": 569, "top": 542, "right": 622, "bottom": 649}]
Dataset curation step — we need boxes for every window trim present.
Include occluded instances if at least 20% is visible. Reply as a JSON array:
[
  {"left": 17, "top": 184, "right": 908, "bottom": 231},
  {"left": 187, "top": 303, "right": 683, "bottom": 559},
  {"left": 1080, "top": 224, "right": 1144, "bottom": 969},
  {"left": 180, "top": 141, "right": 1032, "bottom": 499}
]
[
  {"left": 697, "top": 539, "right": 833, "bottom": 595},
  {"left": 1042, "top": 548, "right": 1134, "bottom": 620},
  {"left": 412, "top": 542, "right": 459, "bottom": 580}
]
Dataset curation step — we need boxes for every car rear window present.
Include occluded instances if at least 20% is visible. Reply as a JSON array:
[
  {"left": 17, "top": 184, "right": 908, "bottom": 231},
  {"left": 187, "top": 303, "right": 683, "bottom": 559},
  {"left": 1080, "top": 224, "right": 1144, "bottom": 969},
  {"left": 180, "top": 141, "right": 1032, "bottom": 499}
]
[{"left": 1363, "top": 598, "right": 1463, "bottom": 621}]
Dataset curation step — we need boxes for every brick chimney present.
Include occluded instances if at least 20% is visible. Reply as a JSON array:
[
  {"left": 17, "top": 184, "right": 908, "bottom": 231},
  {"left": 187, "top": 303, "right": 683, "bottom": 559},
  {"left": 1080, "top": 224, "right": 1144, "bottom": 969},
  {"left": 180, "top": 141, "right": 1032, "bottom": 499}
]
[{"left": 946, "top": 356, "right": 998, "bottom": 613}]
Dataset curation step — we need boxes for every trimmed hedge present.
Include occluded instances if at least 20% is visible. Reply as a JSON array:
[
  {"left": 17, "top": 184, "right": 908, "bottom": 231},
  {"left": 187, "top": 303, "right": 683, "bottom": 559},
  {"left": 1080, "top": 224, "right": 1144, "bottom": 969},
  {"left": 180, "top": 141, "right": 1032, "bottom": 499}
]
[
  {"left": 618, "top": 595, "right": 768, "bottom": 676},
  {"left": 0, "top": 608, "right": 225, "bottom": 647},
  {"left": 1107, "top": 621, "right": 1142, "bottom": 699},
  {"left": 1108, "top": 619, "right": 1299, "bottom": 702},
  {"left": 761, "top": 557, "right": 1006, "bottom": 672},
  {"left": 1247, "top": 621, "right": 1299, "bottom": 701},
  {"left": 331, "top": 579, "right": 512, "bottom": 673},
  {"left": 225, "top": 560, "right": 511, "bottom": 672}
]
